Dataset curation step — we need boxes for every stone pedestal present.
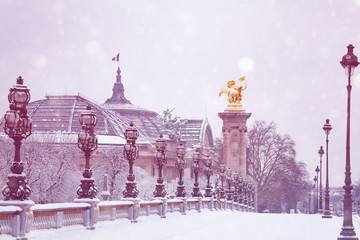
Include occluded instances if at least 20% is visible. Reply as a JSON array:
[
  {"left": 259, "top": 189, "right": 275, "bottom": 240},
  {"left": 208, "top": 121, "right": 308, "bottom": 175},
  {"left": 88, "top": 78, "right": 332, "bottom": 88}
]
[{"left": 218, "top": 108, "right": 251, "bottom": 179}]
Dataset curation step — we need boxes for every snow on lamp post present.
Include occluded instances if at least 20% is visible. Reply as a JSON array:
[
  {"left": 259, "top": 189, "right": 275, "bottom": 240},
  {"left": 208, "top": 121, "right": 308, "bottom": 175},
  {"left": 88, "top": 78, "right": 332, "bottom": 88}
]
[
  {"left": 2, "top": 76, "right": 32, "bottom": 201},
  {"left": 123, "top": 122, "right": 139, "bottom": 198},
  {"left": 191, "top": 149, "right": 201, "bottom": 197},
  {"left": 204, "top": 155, "right": 213, "bottom": 198},
  {"left": 153, "top": 134, "right": 167, "bottom": 198},
  {"left": 175, "top": 143, "right": 186, "bottom": 198},
  {"left": 338, "top": 44, "right": 359, "bottom": 240},
  {"left": 322, "top": 119, "right": 332, "bottom": 218},
  {"left": 77, "top": 105, "right": 98, "bottom": 199},
  {"left": 318, "top": 146, "right": 324, "bottom": 213},
  {"left": 226, "top": 168, "right": 233, "bottom": 201},
  {"left": 219, "top": 164, "right": 226, "bottom": 199}
]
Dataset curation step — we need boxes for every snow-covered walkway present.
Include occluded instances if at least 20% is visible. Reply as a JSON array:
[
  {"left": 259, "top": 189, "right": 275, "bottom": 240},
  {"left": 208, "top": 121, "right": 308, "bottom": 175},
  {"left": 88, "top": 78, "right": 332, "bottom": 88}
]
[{"left": 20, "top": 211, "right": 360, "bottom": 240}]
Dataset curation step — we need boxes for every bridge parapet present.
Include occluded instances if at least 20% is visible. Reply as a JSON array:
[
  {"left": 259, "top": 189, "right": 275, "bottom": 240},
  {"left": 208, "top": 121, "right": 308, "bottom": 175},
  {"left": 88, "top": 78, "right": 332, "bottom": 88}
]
[{"left": 0, "top": 198, "right": 255, "bottom": 238}]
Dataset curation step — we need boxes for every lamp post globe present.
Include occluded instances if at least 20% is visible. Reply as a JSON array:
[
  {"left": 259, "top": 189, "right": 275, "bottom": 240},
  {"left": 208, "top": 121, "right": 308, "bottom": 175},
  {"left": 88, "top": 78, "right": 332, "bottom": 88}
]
[
  {"left": 338, "top": 44, "right": 359, "bottom": 240},
  {"left": 2, "top": 76, "right": 32, "bottom": 201}
]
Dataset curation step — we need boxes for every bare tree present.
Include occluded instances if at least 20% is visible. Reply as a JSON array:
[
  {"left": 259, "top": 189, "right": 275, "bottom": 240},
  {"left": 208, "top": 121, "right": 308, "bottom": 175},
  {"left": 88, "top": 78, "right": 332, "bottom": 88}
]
[{"left": 247, "top": 121, "right": 310, "bottom": 212}]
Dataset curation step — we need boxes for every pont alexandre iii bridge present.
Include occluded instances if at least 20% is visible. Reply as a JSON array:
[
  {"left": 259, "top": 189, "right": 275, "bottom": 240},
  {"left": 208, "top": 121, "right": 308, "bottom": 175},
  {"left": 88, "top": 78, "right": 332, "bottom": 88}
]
[{"left": 0, "top": 77, "right": 256, "bottom": 239}]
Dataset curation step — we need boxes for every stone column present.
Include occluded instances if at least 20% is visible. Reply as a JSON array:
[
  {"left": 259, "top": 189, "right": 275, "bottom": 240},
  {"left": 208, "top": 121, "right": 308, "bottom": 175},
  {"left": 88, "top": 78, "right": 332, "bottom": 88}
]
[{"left": 218, "top": 109, "right": 251, "bottom": 179}]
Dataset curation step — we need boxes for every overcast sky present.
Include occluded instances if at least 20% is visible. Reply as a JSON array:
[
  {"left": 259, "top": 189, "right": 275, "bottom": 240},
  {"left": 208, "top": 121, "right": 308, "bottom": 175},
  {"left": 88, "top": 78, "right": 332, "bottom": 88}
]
[{"left": 1, "top": 0, "right": 360, "bottom": 187}]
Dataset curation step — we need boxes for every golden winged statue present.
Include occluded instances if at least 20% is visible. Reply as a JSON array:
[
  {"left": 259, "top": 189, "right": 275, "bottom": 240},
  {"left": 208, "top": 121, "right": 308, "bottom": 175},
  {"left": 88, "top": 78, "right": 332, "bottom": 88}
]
[{"left": 219, "top": 76, "right": 247, "bottom": 106}]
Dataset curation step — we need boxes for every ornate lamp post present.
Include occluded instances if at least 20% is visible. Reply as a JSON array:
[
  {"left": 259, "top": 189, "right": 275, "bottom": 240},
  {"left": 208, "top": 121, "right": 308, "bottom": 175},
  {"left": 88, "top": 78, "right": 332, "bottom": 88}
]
[
  {"left": 77, "top": 105, "right": 98, "bottom": 199},
  {"left": 243, "top": 179, "right": 248, "bottom": 209},
  {"left": 315, "top": 166, "right": 320, "bottom": 213},
  {"left": 233, "top": 172, "right": 240, "bottom": 203},
  {"left": 314, "top": 175, "right": 318, "bottom": 214},
  {"left": 204, "top": 155, "right": 213, "bottom": 198},
  {"left": 219, "top": 164, "right": 226, "bottom": 199},
  {"left": 123, "top": 122, "right": 139, "bottom": 198},
  {"left": 322, "top": 119, "right": 332, "bottom": 218},
  {"left": 338, "top": 44, "right": 359, "bottom": 240},
  {"left": 238, "top": 175, "right": 244, "bottom": 205},
  {"left": 2, "top": 76, "right": 32, "bottom": 201},
  {"left": 153, "top": 135, "right": 167, "bottom": 198},
  {"left": 251, "top": 183, "right": 256, "bottom": 211},
  {"left": 248, "top": 182, "right": 254, "bottom": 211},
  {"left": 175, "top": 143, "right": 186, "bottom": 198},
  {"left": 191, "top": 149, "right": 201, "bottom": 197},
  {"left": 226, "top": 168, "right": 233, "bottom": 201},
  {"left": 318, "top": 146, "right": 324, "bottom": 213}
]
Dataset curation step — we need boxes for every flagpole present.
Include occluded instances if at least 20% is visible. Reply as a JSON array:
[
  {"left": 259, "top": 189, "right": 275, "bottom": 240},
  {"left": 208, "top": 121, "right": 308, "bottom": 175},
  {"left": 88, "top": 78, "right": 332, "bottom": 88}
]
[{"left": 118, "top": 48, "right": 121, "bottom": 67}]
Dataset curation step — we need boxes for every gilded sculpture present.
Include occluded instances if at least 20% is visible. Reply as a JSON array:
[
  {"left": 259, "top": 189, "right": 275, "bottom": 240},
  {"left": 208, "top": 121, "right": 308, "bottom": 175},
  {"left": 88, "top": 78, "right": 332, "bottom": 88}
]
[{"left": 219, "top": 76, "right": 247, "bottom": 108}]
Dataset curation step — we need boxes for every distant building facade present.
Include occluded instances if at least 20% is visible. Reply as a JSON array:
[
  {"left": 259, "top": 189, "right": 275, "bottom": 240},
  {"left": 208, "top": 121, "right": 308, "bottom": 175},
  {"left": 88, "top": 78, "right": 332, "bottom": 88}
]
[{"left": 0, "top": 66, "right": 215, "bottom": 180}]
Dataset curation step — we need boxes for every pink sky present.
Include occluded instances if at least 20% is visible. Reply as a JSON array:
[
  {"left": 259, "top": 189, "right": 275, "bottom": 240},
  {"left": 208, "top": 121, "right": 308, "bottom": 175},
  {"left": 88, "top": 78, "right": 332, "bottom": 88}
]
[{"left": 1, "top": 0, "right": 360, "bottom": 187}]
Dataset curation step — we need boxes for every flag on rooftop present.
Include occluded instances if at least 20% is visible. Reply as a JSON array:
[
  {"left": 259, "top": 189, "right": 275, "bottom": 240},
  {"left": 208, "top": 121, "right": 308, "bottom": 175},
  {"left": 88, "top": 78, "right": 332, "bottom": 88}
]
[{"left": 112, "top": 53, "right": 120, "bottom": 62}]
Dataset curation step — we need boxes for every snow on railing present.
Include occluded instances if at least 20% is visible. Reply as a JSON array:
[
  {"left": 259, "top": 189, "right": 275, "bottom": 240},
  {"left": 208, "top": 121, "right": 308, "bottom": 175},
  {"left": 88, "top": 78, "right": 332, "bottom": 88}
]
[
  {"left": 0, "top": 206, "right": 21, "bottom": 235},
  {"left": 0, "top": 198, "right": 254, "bottom": 238},
  {"left": 29, "top": 202, "right": 90, "bottom": 231},
  {"left": 139, "top": 200, "right": 163, "bottom": 217},
  {"left": 97, "top": 200, "right": 134, "bottom": 221}
]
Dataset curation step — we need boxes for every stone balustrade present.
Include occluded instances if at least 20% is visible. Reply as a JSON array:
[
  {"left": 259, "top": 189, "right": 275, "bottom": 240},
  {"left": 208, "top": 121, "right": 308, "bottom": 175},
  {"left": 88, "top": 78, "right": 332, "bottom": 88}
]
[{"left": 0, "top": 198, "right": 255, "bottom": 238}]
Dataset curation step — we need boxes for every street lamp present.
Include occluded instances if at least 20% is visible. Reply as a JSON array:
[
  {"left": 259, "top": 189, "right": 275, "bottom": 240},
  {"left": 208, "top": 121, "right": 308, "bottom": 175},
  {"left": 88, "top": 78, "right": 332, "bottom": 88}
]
[
  {"left": 219, "top": 164, "right": 226, "bottom": 199},
  {"left": 122, "top": 122, "right": 139, "bottom": 198},
  {"left": 233, "top": 172, "right": 240, "bottom": 203},
  {"left": 191, "top": 149, "right": 201, "bottom": 197},
  {"left": 77, "top": 105, "right": 98, "bottom": 199},
  {"left": 248, "top": 182, "right": 254, "bottom": 211},
  {"left": 322, "top": 119, "right": 332, "bottom": 218},
  {"left": 204, "top": 155, "right": 213, "bottom": 198},
  {"left": 315, "top": 166, "right": 320, "bottom": 213},
  {"left": 318, "top": 146, "right": 324, "bottom": 213},
  {"left": 338, "top": 44, "right": 359, "bottom": 240},
  {"left": 226, "top": 168, "right": 233, "bottom": 201},
  {"left": 2, "top": 76, "right": 32, "bottom": 200},
  {"left": 175, "top": 143, "right": 186, "bottom": 198},
  {"left": 243, "top": 179, "right": 248, "bottom": 208},
  {"left": 238, "top": 175, "right": 244, "bottom": 205},
  {"left": 314, "top": 175, "right": 318, "bottom": 214},
  {"left": 153, "top": 135, "right": 167, "bottom": 198}
]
